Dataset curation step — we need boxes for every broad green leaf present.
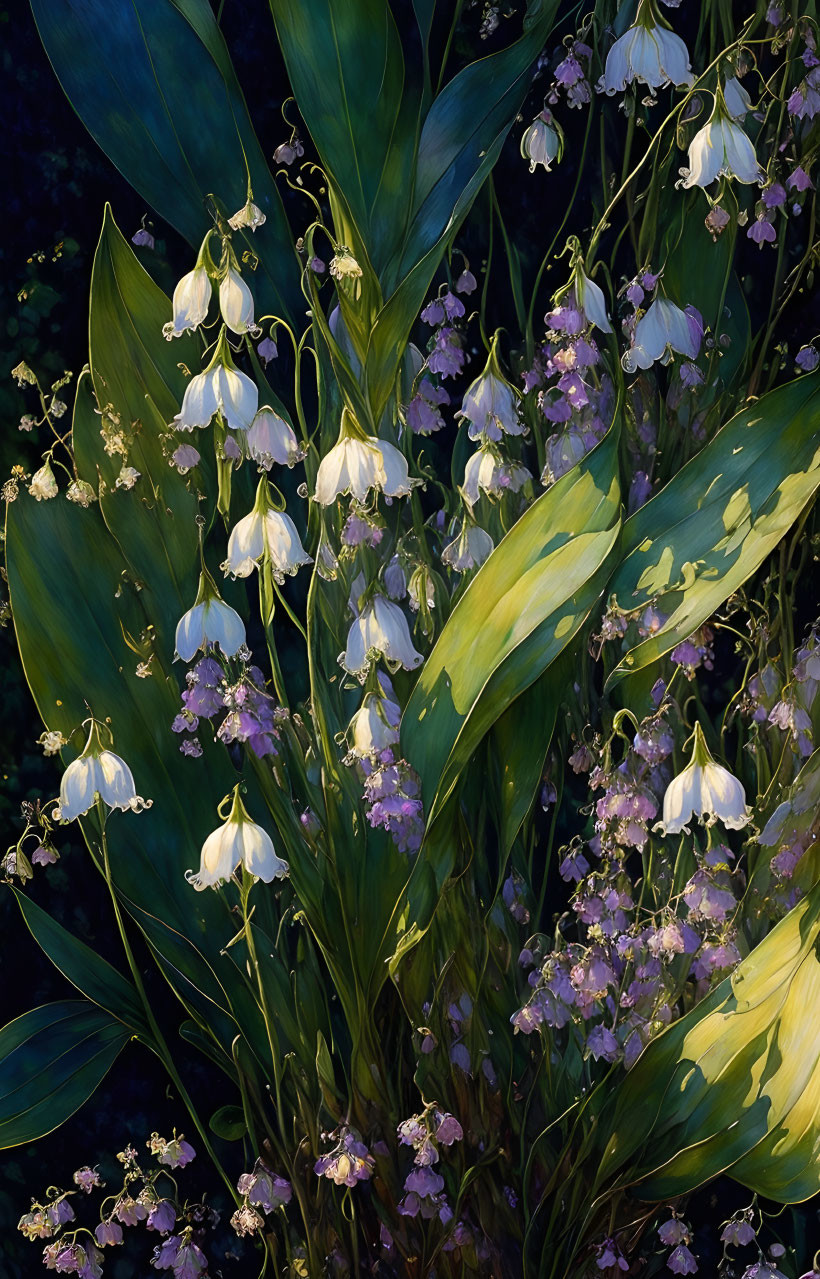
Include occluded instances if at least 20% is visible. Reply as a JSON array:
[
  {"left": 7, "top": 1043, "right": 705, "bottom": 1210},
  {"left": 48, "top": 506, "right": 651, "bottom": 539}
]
[
  {"left": 402, "top": 428, "right": 620, "bottom": 822},
  {"left": 598, "top": 883, "right": 820, "bottom": 1203},
  {"left": 606, "top": 374, "right": 820, "bottom": 685},
  {"left": 0, "top": 1001, "right": 129, "bottom": 1147},
  {"left": 209, "top": 1104, "right": 246, "bottom": 1140},
  {"left": 11, "top": 888, "right": 149, "bottom": 1037},
  {"left": 269, "top": 0, "right": 418, "bottom": 275},
  {"left": 492, "top": 655, "right": 567, "bottom": 856},
  {"left": 30, "top": 0, "right": 300, "bottom": 320}
]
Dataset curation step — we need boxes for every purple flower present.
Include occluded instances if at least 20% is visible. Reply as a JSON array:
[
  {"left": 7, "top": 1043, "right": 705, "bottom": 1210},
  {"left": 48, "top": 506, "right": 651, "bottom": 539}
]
[
  {"left": 132, "top": 228, "right": 155, "bottom": 249},
  {"left": 668, "top": 1244, "right": 698, "bottom": 1274},
  {"left": 748, "top": 214, "right": 776, "bottom": 247},
  {"left": 720, "top": 1219, "right": 756, "bottom": 1246},
  {"left": 257, "top": 336, "right": 278, "bottom": 365},
  {"left": 427, "top": 326, "right": 466, "bottom": 378},
  {"left": 434, "top": 1112, "right": 463, "bottom": 1145},
  {"left": 115, "top": 1195, "right": 148, "bottom": 1225},
  {"left": 95, "top": 1220, "right": 123, "bottom": 1246},
  {"left": 314, "top": 1129, "right": 375, "bottom": 1187},
  {"left": 587, "top": 1023, "right": 619, "bottom": 1062},
  {"left": 787, "top": 166, "right": 813, "bottom": 191},
  {"left": 658, "top": 1219, "right": 688, "bottom": 1246},
  {"left": 456, "top": 268, "right": 477, "bottom": 294},
  {"left": 761, "top": 181, "right": 787, "bottom": 208},
  {"left": 73, "top": 1166, "right": 102, "bottom": 1194},
  {"left": 596, "top": 1237, "right": 629, "bottom": 1271},
  {"left": 237, "top": 1160, "right": 292, "bottom": 1212},
  {"left": 362, "top": 754, "right": 425, "bottom": 853},
  {"left": 795, "top": 344, "right": 819, "bottom": 371},
  {"left": 146, "top": 1200, "right": 177, "bottom": 1234}
]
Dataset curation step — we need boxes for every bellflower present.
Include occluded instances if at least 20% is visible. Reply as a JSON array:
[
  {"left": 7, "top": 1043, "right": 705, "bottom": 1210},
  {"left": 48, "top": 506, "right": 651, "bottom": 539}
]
[
  {"left": 228, "top": 197, "right": 266, "bottom": 232},
  {"left": 346, "top": 690, "right": 401, "bottom": 761},
  {"left": 598, "top": 0, "right": 694, "bottom": 94},
  {"left": 163, "top": 261, "right": 212, "bottom": 339},
  {"left": 175, "top": 570, "right": 246, "bottom": 662},
  {"left": 723, "top": 75, "right": 753, "bottom": 118},
  {"left": 659, "top": 723, "right": 749, "bottom": 834},
  {"left": 246, "top": 406, "right": 305, "bottom": 468},
  {"left": 315, "top": 413, "right": 415, "bottom": 504},
  {"left": 174, "top": 329, "right": 258, "bottom": 432},
  {"left": 683, "top": 92, "right": 764, "bottom": 188},
  {"left": 462, "top": 446, "right": 531, "bottom": 506},
  {"left": 186, "top": 787, "right": 288, "bottom": 890},
  {"left": 441, "top": 521, "right": 494, "bottom": 572},
  {"left": 342, "top": 594, "right": 423, "bottom": 679},
  {"left": 623, "top": 297, "right": 701, "bottom": 371},
  {"left": 219, "top": 267, "right": 259, "bottom": 336},
  {"left": 59, "top": 724, "right": 150, "bottom": 821},
  {"left": 521, "top": 109, "right": 564, "bottom": 172},
  {"left": 457, "top": 336, "right": 524, "bottom": 441},
  {"left": 222, "top": 479, "right": 311, "bottom": 581}
]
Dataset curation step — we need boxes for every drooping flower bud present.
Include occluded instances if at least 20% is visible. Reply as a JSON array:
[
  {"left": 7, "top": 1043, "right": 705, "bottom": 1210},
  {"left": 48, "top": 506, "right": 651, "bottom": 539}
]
[
  {"left": 246, "top": 406, "right": 305, "bottom": 468},
  {"left": 29, "top": 459, "right": 58, "bottom": 501},
  {"left": 521, "top": 109, "right": 564, "bottom": 173},
  {"left": 622, "top": 297, "right": 702, "bottom": 372},
  {"left": 228, "top": 198, "right": 266, "bottom": 232},
  {"left": 163, "top": 263, "right": 212, "bottom": 340},
  {"left": 219, "top": 267, "right": 259, "bottom": 336},
  {"left": 457, "top": 335, "right": 524, "bottom": 441}
]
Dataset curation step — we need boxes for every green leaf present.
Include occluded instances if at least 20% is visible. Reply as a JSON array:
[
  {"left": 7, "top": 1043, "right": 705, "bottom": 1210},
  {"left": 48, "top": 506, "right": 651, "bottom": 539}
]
[
  {"left": 0, "top": 1001, "right": 129, "bottom": 1147},
  {"left": 209, "top": 1104, "right": 247, "bottom": 1140},
  {"left": 598, "top": 883, "right": 820, "bottom": 1203},
  {"left": 269, "top": 0, "right": 418, "bottom": 274},
  {"left": 30, "top": 0, "right": 300, "bottom": 320},
  {"left": 11, "top": 888, "right": 149, "bottom": 1037},
  {"left": 606, "top": 374, "right": 820, "bottom": 686},
  {"left": 401, "top": 428, "right": 620, "bottom": 823}
]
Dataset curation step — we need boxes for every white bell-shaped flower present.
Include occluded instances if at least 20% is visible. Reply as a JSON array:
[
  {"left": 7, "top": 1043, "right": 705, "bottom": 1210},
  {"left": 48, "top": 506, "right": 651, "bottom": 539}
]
[
  {"left": 222, "top": 480, "right": 311, "bottom": 582},
  {"left": 174, "top": 331, "right": 258, "bottom": 432},
  {"left": 574, "top": 268, "right": 613, "bottom": 334},
  {"left": 441, "top": 522, "right": 494, "bottom": 572},
  {"left": 658, "top": 723, "right": 749, "bottom": 835},
  {"left": 30, "top": 459, "right": 58, "bottom": 501},
  {"left": 59, "top": 725, "right": 150, "bottom": 821},
  {"left": 246, "top": 406, "right": 305, "bottom": 468},
  {"left": 346, "top": 691, "right": 401, "bottom": 761},
  {"left": 186, "top": 789, "right": 288, "bottom": 891},
  {"left": 622, "top": 297, "right": 700, "bottom": 372},
  {"left": 341, "top": 595, "right": 423, "bottom": 679},
  {"left": 228, "top": 198, "right": 266, "bottom": 232},
  {"left": 219, "top": 268, "right": 258, "bottom": 336},
  {"left": 175, "top": 571, "right": 246, "bottom": 662},
  {"left": 315, "top": 414, "right": 415, "bottom": 504},
  {"left": 457, "top": 337, "right": 524, "bottom": 442},
  {"left": 598, "top": 14, "right": 694, "bottom": 95},
  {"left": 723, "top": 75, "right": 753, "bottom": 119},
  {"left": 462, "top": 447, "right": 531, "bottom": 507},
  {"left": 164, "top": 264, "right": 212, "bottom": 340},
  {"left": 682, "top": 95, "right": 764, "bottom": 189},
  {"left": 521, "top": 110, "right": 564, "bottom": 173}
]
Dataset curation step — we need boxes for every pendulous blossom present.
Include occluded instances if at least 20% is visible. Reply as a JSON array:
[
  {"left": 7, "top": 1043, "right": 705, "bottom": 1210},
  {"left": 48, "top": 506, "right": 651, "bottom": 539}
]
[
  {"left": 521, "top": 109, "right": 564, "bottom": 172},
  {"left": 598, "top": 0, "right": 693, "bottom": 94},
  {"left": 658, "top": 723, "right": 749, "bottom": 834},
  {"left": 222, "top": 479, "right": 311, "bottom": 581},
  {"left": 174, "top": 330, "right": 258, "bottom": 432},
  {"left": 59, "top": 724, "right": 150, "bottom": 821},
  {"left": 623, "top": 298, "right": 702, "bottom": 371},
  {"left": 682, "top": 94, "right": 764, "bottom": 188},
  {"left": 175, "top": 571, "right": 246, "bottom": 662},
  {"left": 457, "top": 336, "right": 524, "bottom": 441},
  {"left": 163, "top": 263, "right": 212, "bottom": 339},
  {"left": 219, "top": 267, "right": 259, "bottom": 336},
  {"left": 186, "top": 787, "right": 288, "bottom": 890},
  {"left": 342, "top": 595, "right": 423, "bottom": 679},
  {"left": 315, "top": 414, "right": 415, "bottom": 504},
  {"left": 246, "top": 406, "right": 305, "bottom": 468}
]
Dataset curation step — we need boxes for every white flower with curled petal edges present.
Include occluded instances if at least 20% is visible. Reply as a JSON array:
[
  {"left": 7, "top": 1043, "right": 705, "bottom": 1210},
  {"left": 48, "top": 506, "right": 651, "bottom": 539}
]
[
  {"left": 521, "top": 110, "right": 564, "bottom": 173},
  {"left": 222, "top": 479, "right": 311, "bottom": 582},
  {"left": 59, "top": 725, "right": 151, "bottom": 821},
  {"left": 341, "top": 595, "right": 423, "bottom": 680},
  {"left": 163, "top": 264, "right": 212, "bottom": 340},
  {"left": 219, "top": 267, "right": 259, "bottom": 336},
  {"left": 462, "top": 446, "right": 531, "bottom": 507},
  {"left": 315, "top": 413, "right": 416, "bottom": 504},
  {"left": 174, "top": 330, "right": 258, "bottom": 432},
  {"left": 598, "top": 0, "right": 693, "bottom": 94},
  {"left": 186, "top": 789, "right": 288, "bottom": 891},
  {"left": 175, "top": 570, "right": 246, "bottom": 662},
  {"left": 457, "top": 336, "right": 524, "bottom": 442},
  {"left": 622, "top": 297, "right": 701, "bottom": 372},
  {"left": 246, "top": 406, "right": 305, "bottom": 469},
  {"left": 658, "top": 723, "right": 749, "bottom": 835},
  {"left": 228, "top": 198, "right": 266, "bottom": 232},
  {"left": 682, "top": 93, "right": 764, "bottom": 188},
  {"left": 346, "top": 691, "right": 401, "bottom": 761},
  {"left": 441, "top": 522, "right": 494, "bottom": 573}
]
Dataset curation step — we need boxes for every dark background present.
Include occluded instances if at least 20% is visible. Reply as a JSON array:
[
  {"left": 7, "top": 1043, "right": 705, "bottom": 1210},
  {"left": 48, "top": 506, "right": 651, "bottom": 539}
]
[{"left": 1, "top": 0, "right": 818, "bottom": 1274}]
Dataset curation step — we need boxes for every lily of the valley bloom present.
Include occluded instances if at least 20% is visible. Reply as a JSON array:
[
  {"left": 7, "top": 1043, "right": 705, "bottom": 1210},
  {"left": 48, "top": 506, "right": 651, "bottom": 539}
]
[
  {"left": 723, "top": 75, "right": 753, "bottom": 119},
  {"left": 29, "top": 459, "right": 58, "bottom": 501},
  {"left": 457, "top": 336, "right": 525, "bottom": 441},
  {"left": 462, "top": 446, "right": 531, "bottom": 507},
  {"left": 315, "top": 413, "right": 415, "bottom": 504},
  {"left": 659, "top": 723, "right": 749, "bottom": 834},
  {"left": 246, "top": 406, "right": 305, "bottom": 468},
  {"left": 175, "top": 570, "right": 246, "bottom": 662},
  {"left": 521, "top": 109, "right": 564, "bottom": 173},
  {"left": 347, "top": 691, "right": 401, "bottom": 760},
  {"left": 59, "top": 725, "right": 150, "bottom": 821},
  {"left": 683, "top": 91, "right": 764, "bottom": 189},
  {"left": 622, "top": 297, "right": 701, "bottom": 372},
  {"left": 574, "top": 266, "right": 613, "bottom": 334},
  {"left": 228, "top": 197, "right": 266, "bottom": 232},
  {"left": 187, "top": 788, "right": 288, "bottom": 891},
  {"left": 598, "top": 0, "right": 693, "bottom": 94},
  {"left": 342, "top": 595, "right": 423, "bottom": 679},
  {"left": 163, "top": 262, "right": 212, "bottom": 339},
  {"left": 222, "top": 479, "right": 311, "bottom": 581},
  {"left": 219, "top": 267, "right": 259, "bottom": 336},
  {"left": 441, "top": 521, "right": 494, "bottom": 572},
  {"left": 175, "top": 329, "right": 258, "bottom": 432}
]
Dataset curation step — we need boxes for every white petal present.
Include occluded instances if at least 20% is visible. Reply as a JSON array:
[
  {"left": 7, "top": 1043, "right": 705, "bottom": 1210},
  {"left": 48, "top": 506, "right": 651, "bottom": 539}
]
[
  {"left": 219, "top": 270, "right": 256, "bottom": 335},
  {"left": 263, "top": 511, "right": 312, "bottom": 577},
  {"left": 246, "top": 407, "right": 303, "bottom": 468},
  {"left": 175, "top": 371, "right": 219, "bottom": 431},
  {"left": 175, "top": 603, "right": 207, "bottom": 662},
  {"left": 240, "top": 821, "right": 288, "bottom": 881},
  {"left": 96, "top": 750, "right": 138, "bottom": 811},
  {"left": 374, "top": 438, "right": 414, "bottom": 496},
  {"left": 170, "top": 267, "right": 211, "bottom": 336},
  {"left": 59, "top": 756, "right": 100, "bottom": 821},
  {"left": 577, "top": 271, "right": 612, "bottom": 334},
  {"left": 190, "top": 825, "right": 238, "bottom": 890},
  {"left": 212, "top": 364, "right": 258, "bottom": 431},
  {"left": 224, "top": 511, "right": 265, "bottom": 577},
  {"left": 201, "top": 599, "right": 246, "bottom": 657}
]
